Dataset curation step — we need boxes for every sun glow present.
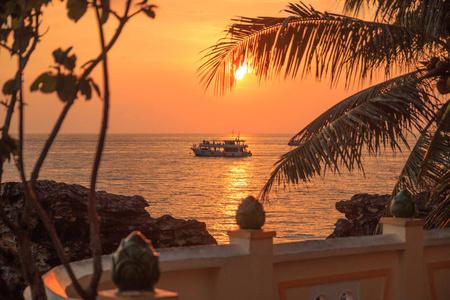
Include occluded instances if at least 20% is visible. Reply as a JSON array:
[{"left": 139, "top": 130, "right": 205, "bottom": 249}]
[
  {"left": 234, "top": 63, "right": 252, "bottom": 80},
  {"left": 235, "top": 65, "right": 246, "bottom": 80}
]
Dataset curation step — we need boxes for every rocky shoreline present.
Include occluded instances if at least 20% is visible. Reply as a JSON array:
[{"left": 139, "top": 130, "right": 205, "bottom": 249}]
[
  {"left": 0, "top": 180, "right": 217, "bottom": 299},
  {"left": 0, "top": 181, "right": 437, "bottom": 299},
  {"left": 327, "top": 192, "right": 432, "bottom": 238}
]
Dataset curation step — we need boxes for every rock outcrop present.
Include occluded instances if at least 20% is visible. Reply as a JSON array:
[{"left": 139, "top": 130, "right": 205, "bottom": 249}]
[
  {"left": 0, "top": 180, "right": 217, "bottom": 299},
  {"left": 327, "top": 192, "right": 432, "bottom": 239}
]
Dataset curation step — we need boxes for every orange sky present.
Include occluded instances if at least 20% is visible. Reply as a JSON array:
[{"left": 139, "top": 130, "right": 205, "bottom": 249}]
[{"left": 1, "top": 0, "right": 369, "bottom": 134}]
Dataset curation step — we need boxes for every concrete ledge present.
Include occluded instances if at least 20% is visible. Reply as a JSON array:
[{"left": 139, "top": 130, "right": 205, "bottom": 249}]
[
  {"left": 380, "top": 217, "right": 426, "bottom": 227},
  {"left": 424, "top": 228, "right": 450, "bottom": 246},
  {"left": 273, "top": 234, "right": 404, "bottom": 262},
  {"left": 159, "top": 244, "right": 248, "bottom": 271},
  {"left": 40, "top": 255, "right": 113, "bottom": 299},
  {"left": 227, "top": 229, "right": 276, "bottom": 239}
]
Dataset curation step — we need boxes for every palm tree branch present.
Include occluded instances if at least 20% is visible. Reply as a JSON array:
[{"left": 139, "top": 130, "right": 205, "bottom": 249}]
[
  {"left": 417, "top": 101, "right": 450, "bottom": 190},
  {"left": 288, "top": 70, "right": 433, "bottom": 145},
  {"left": 426, "top": 167, "right": 450, "bottom": 228},
  {"left": 391, "top": 120, "right": 437, "bottom": 197},
  {"left": 198, "top": 1, "right": 428, "bottom": 94},
  {"left": 344, "top": 0, "right": 450, "bottom": 44},
  {"left": 259, "top": 72, "right": 436, "bottom": 201}
]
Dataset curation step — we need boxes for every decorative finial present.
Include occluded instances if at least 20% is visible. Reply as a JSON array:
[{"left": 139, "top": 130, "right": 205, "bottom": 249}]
[
  {"left": 390, "top": 190, "right": 415, "bottom": 218},
  {"left": 236, "top": 195, "right": 265, "bottom": 229},
  {"left": 111, "top": 231, "right": 160, "bottom": 293}
]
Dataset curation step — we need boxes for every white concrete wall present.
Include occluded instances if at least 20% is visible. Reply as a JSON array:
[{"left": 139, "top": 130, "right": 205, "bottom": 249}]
[{"left": 32, "top": 218, "right": 450, "bottom": 300}]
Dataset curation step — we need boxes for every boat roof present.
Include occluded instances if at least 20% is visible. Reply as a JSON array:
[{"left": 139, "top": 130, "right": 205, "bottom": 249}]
[{"left": 204, "top": 139, "right": 246, "bottom": 142}]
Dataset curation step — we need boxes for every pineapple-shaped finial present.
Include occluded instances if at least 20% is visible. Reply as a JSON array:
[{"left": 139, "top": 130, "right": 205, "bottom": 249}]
[
  {"left": 236, "top": 195, "right": 265, "bottom": 229},
  {"left": 390, "top": 190, "right": 415, "bottom": 218},
  {"left": 111, "top": 231, "right": 160, "bottom": 293}
]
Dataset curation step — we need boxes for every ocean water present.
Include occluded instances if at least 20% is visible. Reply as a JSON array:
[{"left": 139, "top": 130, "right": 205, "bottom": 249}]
[{"left": 2, "top": 133, "right": 411, "bottom": 244}]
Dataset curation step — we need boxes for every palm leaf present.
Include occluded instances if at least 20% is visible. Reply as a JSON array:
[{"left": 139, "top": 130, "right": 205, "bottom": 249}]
[
  {"left": 417, "top": 101, "right": 450, "bottom": 189},
  {"left": 390, "top": 100, "right": 447, "bottom": 194},
  {"left": 198, "top": 1, "right": 427, "bottom": 94},
  {"left": 344, "top": 0, "right": 450, "bottom": 43},
  {"left": 390, "top": 129, "right": 430, "bottom": 197},
  {"left": 371, "top": 100, "right": 449, "bottom": 227},
  {"left": 288, "top": 70, "right": 437, "bottom": 146},
  {"left": 346, "top": 0, "right": 450, "bottom": 58},
  {"left": 426, "top": 168, "right": 450, "bottom": 228},
  {"left": 258, "top": 71, "right": 436, "bottom": 201}
]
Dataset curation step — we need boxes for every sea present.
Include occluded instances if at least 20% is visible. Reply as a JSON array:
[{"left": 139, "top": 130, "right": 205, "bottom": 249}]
[{"left": 2, "top": 133, "right": 412, "bottom": 244}]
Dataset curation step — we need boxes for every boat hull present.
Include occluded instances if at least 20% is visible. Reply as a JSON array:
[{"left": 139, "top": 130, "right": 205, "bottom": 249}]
[
  {"left": 223, "top": 152, "right": 252, "bottom": 157},
  {"left": 191, "top": 149, "right": 223, "bottom": 157},
  {"left": 191, "top": 148, "right": 252, "bottom": 157}
]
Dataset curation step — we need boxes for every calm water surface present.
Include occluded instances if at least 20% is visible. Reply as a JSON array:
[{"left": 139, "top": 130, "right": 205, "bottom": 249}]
[{"left": 2, "top": 134, "right": 411, "bottom": 244}]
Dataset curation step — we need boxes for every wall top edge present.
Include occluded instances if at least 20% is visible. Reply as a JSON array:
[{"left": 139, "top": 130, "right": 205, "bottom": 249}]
[
  {"left": 227, "top": 229, "right": 277, "bottom": 239},
  {"left": 273, "top": 234, "right": 404, "bottom": 262},
  {"left": 380, "top": 217, "right": 426, "bottom": 227}
]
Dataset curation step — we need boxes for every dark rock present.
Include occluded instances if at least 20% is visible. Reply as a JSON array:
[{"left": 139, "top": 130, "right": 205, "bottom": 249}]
[
  {"left": 327, "top": 192, "right": 433, "bottom": 239},
  {"left": 0, "top": 180, "right": 217, "bottom": 299}
]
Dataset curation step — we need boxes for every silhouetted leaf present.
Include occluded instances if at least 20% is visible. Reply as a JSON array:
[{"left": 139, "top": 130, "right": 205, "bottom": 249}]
[
  {"left": 143, "top": 5, "right": 157, "bottom": 19},
  {"left": 2, "top": 79, "right": 17, "bottom": 95},
  {"left": 52, "top": 47, "right": 73, "bottom": 66},
  {"left": 40, "top": 75, "right": 57, "bottom": 93},
  {"left": 31, "top": 72, "right": 50, "bottom": 91},
  {"left": 56, "top": 74, "right": 77, "bottom": 102},
  {"left": 31, "top": 72, "right": 57, "bottom": 93},
  {"left": 11, "top": 17, "right": 21, "bottom": 30},
  {"left": 67, "top": 0, "right": 87, "bottom": 22},
  {"left": 89, "top": 78, "right": 100, "bottom": 97},
  {"left": 25, "top": 0, "right": 48, "bottom": 12},
  {"left": 100, "top": 0, "right": 110, "bottom": 24},
  {"left": 52, "top": 48, "right": 64, "bottom": 64},
  {"left": 0, "top": 28, "right": 11, "bottom": 42},
  {"left": 79, "top": 78, "right": 92, "bottom": 100},
  {"left": 64, "top": 54, "right": 77, "bottom": 71},
  {"left": 0, "top": 133, "right": 18, "bottom": 163}
]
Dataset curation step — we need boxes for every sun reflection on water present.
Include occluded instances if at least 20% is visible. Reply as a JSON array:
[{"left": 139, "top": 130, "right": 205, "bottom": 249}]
[{"left": 213, "top": 160, "right": 253, "bottom": 240}]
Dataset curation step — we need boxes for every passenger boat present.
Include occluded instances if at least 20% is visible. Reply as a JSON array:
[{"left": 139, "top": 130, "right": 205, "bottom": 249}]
[{"left": 191, "top": 136, "right": 252, "bottom": 157}]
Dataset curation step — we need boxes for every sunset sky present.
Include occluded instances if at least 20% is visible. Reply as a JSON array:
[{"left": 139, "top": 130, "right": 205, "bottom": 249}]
[{"left": 1, "top": 0, "right": 371, "bottom": 134}]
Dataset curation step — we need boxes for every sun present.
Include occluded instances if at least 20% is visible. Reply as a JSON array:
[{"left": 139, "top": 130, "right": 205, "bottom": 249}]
[{"left": 235, "top": 65, "right": 246, "bottom": 80}]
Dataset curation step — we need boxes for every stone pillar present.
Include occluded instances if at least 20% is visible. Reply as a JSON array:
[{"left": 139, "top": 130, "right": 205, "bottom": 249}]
[
  {"left": 228, "top": 229, "right": 276, "bottom": 256},
  {"left": 380, "top": 218, "right": 426, "bottom": 300},
  {"left": 214, "top": 229, "right": 276, "bottom": 300}
]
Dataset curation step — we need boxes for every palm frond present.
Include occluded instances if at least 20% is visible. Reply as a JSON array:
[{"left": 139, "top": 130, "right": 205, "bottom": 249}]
[
  {"left": 417, "top": 101, "right": 450, "bottom": 187},
  {"left": 375, "top": 100, "right": 449, "bottom": 227},
  {"left": 426, "top": 168, "right": 450, "bottom": 228},
  {"left": 288, "top": 70, "right": 436, "bottom": 146},
  {"left": 390, "top": 129, "right": 430, "bottom": 197},
  {"left": 344, "top": 0, "right": 450, "bottom": 44},
  {"left": 258, "top": 71, "right": 436, "bottom": 201},
  {"left": 198, "top": 1, "right": 427, "bottom": 94},
  {"left": 390, "top": 100, "right": 448, "bottom": 196}
]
